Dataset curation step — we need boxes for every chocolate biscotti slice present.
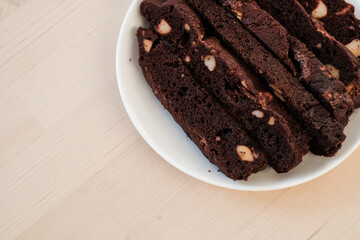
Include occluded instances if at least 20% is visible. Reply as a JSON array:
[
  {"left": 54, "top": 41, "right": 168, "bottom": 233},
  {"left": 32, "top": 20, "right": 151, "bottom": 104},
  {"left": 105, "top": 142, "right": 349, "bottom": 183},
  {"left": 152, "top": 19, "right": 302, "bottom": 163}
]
[
  {"left": 298, "top": 0, "right": 360, "bottom": 56},
  {"left": 288, "top": 36, "right": 354, "bottom": 125},
  {"left": 137, "top": 27, "right": 267, "bottom": 180},
  {"left": 254, "top": 0, "right": 360, "bottom": 107},
  {"left": 140, "top": 0, "right": 205, "bottom": 44},
  {"left": 186, "top": 0, "right": 346, "bottom": 156},
  {"left": 140, "top": 0, "right": 309, "bottom": 172},
  {"left": 186, "top": 38, "right": 310, "bottom": 172},
  {"left": 218, "top": 0, "right": 297, "bottom": 74},
  {"left": 217, "top": 0, "right": 354, "bottom": 124}
]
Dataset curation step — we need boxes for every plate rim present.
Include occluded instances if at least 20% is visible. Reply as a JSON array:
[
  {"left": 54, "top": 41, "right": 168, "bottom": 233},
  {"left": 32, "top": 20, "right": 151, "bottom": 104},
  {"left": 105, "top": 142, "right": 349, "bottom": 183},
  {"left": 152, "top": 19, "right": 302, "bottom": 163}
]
[{"left": 116, "top": 0, "right": 360, "bottom": 191}]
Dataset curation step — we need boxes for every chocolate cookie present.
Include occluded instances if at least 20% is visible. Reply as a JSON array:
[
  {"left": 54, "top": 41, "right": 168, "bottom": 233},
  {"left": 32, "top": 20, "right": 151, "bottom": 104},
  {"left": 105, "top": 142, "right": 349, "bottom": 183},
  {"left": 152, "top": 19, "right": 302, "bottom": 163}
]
[
  {"left": 137, "top": 27, "right": 268, "bottom": 180},
  {"left": 254, "top": 0, "right": 360, "bottom": 107},
  {"left": 186, "top": 0, "right": 346, "bottom": 156},
  {"left": 298, "top": 0, "right": 360, "bottom": 47},
  {"left": 140, "top": 0, "right": 310, "bottom": 172},
  {"left": 218, "top": 0, "right": 354, "bottom": 124}
]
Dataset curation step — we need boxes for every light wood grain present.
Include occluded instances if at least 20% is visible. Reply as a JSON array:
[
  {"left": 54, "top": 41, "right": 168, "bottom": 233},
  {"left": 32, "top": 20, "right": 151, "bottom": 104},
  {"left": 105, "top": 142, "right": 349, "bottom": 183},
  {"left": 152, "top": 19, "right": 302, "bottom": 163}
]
[{"left": 0, "top": 0, "right": 359, "bottom": 239}]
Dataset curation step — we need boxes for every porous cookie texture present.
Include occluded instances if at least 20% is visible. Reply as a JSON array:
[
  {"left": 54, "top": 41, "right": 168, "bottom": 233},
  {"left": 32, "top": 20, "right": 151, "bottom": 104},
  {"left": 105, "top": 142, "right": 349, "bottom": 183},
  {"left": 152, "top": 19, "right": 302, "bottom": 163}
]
[
  {"left": 140, "top": 0, "right": 310, "bottom": 173},
  {"left": 299, "top": 0, "right": 360, "bottom": 47},
  {"left": 254, "top": 0, "right": 360, "bottom": 107},
  {"left": 140, "top": 0, "right": 205, "bottom": 45},
  {"left": 218, "top": 0, "right": 297, "bottom": 73},
  {"left": 137, "top": 28, "right": 267, "bottom": 180},
  {"left": 136, "top": 0, "right": 359, "bottom": 180},
  {"left": 288, "top": 36, "right": 354, "bottom": 125},
  {"left": 218, "top": 0, "right": 354, "bottom": 124},
  {"left": 185, "top": 0, "right": 345, "bottom": 156}
]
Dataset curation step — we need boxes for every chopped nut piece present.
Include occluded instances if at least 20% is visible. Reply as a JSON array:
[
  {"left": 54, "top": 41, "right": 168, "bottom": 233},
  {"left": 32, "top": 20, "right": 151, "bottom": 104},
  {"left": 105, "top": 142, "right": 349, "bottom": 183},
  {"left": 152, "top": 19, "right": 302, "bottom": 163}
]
[
  {"left": 268, "top": 116, "right": 275, "bottom": 125},
  {"left": 156, "top": 19, "right": 172, "bottom": 35},
  {"left": 273, "top": 91, "right": 285, "bottom": 102},
  {"left": 346, "top": 84, "right": 355, "bottom": 95},
  {"left": 252, "top": 110, "right": 264, "bottom": 119},
  {"left": 241, "top": 80, "right": 248, "bottom": 90},
  {"left": 312, "top": 0, "right": 327, "bottom": 19},
  {"left": 345, "top": 39, "right": 360, "bottom": 57},
  {"left": 143, "top": 39, "right": 153, "bottom": 53},
  {"left": 234, "top": 10, "right": 243, "bottom": 21},
  {"left": 184, "top": 56, "right": 191, "bottom": 63},
  {"left": 203, "top": 55, "right": 216, "bottom": 71},
  {"left": 215, "top": 136, "right": 221, "bottom": 141},
  {"left": 269, "top": 84, "right": 282, "bottom": 94},
  {"left": 184, "top": 23, "right": 191, "bottom": 32},
  {"left": 325, "top": 64, "right": 340, "bottom": 80},
  {"left": 236, "top": 145, "right": 254, "bottom": 162},
  {"left": 269, "top": 84, "right": 285, "bottom": 101}
]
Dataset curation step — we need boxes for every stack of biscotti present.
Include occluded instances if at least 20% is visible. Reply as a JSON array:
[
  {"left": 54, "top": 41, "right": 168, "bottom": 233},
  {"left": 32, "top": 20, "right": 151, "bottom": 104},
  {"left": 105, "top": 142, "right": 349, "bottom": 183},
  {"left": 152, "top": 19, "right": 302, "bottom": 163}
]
[
  {"left": 254, "top": 0, "right": 360, "bottom": 107},
  {"left": 297, "top": 0, "right": 360, "bottom": 106},
  {"left": 298, "top": 0, "right": 360, "bottom": 58},
  {"left": 218, "top": 0, "right": 354, "bottom": 125},
  {"left": 137, "top": 0, "right": 358, "bottom": 180},
  {"left": 137, "top": 28, "right": 267, "bottom": 180}
]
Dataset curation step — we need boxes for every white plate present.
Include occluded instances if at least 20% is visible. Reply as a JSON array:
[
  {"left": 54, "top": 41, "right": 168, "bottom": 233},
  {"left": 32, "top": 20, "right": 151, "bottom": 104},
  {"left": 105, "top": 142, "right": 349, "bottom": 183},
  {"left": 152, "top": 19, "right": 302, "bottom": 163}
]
[{"left": 116, "top": 0, "right": 360, "bottom": 191}]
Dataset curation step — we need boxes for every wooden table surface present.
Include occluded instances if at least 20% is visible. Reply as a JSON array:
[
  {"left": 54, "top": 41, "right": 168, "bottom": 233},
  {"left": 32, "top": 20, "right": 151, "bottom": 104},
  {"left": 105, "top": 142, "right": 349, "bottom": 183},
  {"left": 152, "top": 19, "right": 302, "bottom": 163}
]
[{"left": 1, "top": 0, "right": 360, "bottom": 239}]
